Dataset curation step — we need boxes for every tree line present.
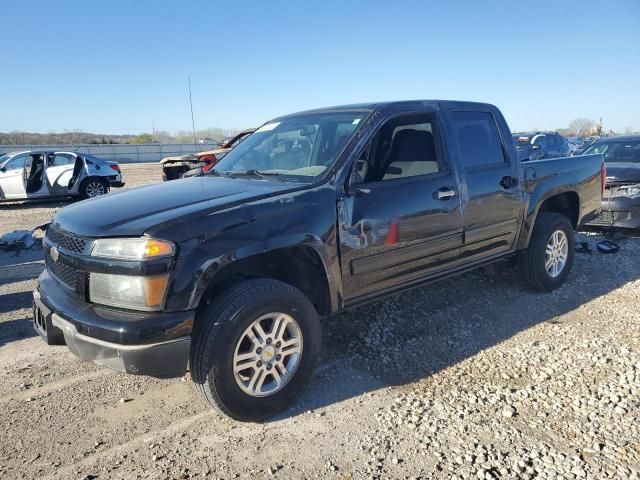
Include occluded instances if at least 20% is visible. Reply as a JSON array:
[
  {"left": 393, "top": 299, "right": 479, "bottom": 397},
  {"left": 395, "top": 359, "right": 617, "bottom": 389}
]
[
  {"left": 0, "top": 127, "right": 243, "bottom": 146},
  {"left": 555, "top": 118, "right": 636, "bottom": 138}
]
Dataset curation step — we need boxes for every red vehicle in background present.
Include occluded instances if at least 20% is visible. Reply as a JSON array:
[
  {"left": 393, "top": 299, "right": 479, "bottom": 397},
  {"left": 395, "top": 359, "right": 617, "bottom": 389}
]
[{"left": 160, "top": 128, "right": 256, "bottom": 181}]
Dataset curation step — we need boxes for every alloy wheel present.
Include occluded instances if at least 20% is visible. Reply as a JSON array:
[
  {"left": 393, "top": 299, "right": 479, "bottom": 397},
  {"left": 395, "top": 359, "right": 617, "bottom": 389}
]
[
  {"left": 233, "top": 312, "right": 303, "bottom": 397},
  {"left": 545, "top": 230, "right": 568, "bottom": 278},
  {"left": 85, "top": 181, "right": 106, "bottom": 197}
]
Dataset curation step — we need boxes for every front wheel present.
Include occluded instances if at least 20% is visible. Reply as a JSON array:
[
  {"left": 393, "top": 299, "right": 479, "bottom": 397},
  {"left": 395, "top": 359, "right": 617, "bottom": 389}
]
[
  {"left": 190, "top": 279, "right": 321, "bottom": 421},
  {"left": 517, "top": 212, "right": 575, "bottom": 292}
]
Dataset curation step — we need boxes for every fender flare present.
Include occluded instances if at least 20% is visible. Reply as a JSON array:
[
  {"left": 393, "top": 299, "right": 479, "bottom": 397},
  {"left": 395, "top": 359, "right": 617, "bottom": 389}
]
[
  {"left": 185, "top": 233, "right": 341, "bottom": 313},
  {"left": 517, "top": 188, "right": 580, "bottom": 250}
]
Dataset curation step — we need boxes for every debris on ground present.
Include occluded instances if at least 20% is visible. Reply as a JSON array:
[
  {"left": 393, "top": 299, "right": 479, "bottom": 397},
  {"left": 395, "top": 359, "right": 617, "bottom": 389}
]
[
  {"left": 0, "top": 224, "right": 47, "bottom": 252},
  {"left": 596, "top": 239, "right": 620, "bottom": 254},
  {"left": 575, "top": 241, "right": 592, "bottom": 254}
]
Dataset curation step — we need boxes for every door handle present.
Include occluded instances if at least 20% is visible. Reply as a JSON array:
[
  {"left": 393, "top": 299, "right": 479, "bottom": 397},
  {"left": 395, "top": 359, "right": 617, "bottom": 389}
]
[
  {"left": 500, "top": 176, "right": 518, "bottom": 189},
  {"left": 434, "top": 187, "right": 456, "bottom": 200}
]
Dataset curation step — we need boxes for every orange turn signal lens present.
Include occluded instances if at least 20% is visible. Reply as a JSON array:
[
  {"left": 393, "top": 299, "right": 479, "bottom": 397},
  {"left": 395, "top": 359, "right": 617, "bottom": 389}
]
[
  {"left": 144, "top": 240, "right": 174, "bottom": 258},
  {"left": 143, "top": 275, "right": 170, "bottom": 309}
]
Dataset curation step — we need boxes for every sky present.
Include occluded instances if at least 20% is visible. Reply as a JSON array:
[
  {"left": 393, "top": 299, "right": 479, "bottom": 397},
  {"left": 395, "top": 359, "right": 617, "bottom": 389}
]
[{"left": 1, "top": 0, "right": 638, "bottom": 134}]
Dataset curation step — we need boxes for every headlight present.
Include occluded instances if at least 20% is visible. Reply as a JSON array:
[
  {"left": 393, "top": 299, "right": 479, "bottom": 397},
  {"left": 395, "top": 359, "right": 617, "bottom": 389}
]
[
  {"left": 92, "top": 238, "right": 174, "bottom": 260},
  {"left": 627, "top": 186, "right": 640, "bottom": 196},
  {"left": 612, "top": 184, "right": 640, "bottom": 197},
  {"left": 89, "top": 273, "right": 169, "bottom": 311}
]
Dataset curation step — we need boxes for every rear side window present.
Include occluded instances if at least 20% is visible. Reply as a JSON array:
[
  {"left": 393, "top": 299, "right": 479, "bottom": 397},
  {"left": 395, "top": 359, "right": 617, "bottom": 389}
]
[
  {"left": 452, "top": 111, "right": 506, "bottom": 168},
  {"left": 49, "top": 153, "right": 76, "bottom": 167}
]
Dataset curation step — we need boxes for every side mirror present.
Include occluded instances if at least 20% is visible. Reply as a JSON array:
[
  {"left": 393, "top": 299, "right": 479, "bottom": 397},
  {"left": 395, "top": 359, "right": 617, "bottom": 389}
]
[
  {"left": 531, "top": 144, "right": 541, "bottom": 150},
  {"left": 0, "top": 166, "right": 6, "bottom": 172}
]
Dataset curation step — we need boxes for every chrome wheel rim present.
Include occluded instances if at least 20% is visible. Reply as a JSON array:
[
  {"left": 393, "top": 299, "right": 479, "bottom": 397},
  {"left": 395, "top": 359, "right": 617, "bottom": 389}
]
[
  {"left": 86, "top": 181, "right": 106, "bottom": 197},
  {"left": 545, "top": 230, "right": 568, "bottom": 278},
  {"left": 233, "top": 312, "right": 303, "bottom": 397}
]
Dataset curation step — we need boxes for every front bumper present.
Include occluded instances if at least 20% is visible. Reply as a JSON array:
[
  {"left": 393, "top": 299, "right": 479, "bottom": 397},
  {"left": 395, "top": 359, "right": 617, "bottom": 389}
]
[
  {"left": 33, "top": 270, "right": 194, "bottom": 378},
  {"left": 587, "top": 196, "right": 640, "bottom": 229}
]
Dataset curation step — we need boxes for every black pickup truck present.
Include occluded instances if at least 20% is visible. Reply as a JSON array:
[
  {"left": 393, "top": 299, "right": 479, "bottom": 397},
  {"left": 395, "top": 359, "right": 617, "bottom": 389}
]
[{"left": 33, "top": 101, "right": 604, "bottom": 421}]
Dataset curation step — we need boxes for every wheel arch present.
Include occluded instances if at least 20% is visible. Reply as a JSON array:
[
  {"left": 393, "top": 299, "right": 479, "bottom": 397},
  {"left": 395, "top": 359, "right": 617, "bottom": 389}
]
[
  {"left": 190, "top": 243, "right": 335, "bottom": 321},
  {"left": 517, "top": 190, "right": 580, "bottom": 249},
  {"left": 79, "top": 175, "right": 109, "bottom": 194}
]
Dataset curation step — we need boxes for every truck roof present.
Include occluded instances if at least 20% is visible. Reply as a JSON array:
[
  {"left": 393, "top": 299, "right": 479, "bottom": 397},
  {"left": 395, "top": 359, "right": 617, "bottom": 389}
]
[{"left": 277, "top": 100, "right": 499, "bottom": 119}]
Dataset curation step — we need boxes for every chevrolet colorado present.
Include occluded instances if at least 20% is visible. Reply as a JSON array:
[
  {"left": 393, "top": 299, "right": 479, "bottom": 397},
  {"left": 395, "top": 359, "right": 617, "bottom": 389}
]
[{"left": 33, "top": 101, "right": 604, "bottom": 421}]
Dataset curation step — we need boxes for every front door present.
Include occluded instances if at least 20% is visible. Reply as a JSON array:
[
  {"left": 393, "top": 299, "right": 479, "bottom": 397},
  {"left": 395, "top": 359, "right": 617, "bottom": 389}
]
[
  {"left": 338, "top": 111, "right": 463, "bottom": 301},
  {"left": 447, "top": 109, "right": 522, "bottom": 260},
  {"left": 0, "top": 153, "right": 29, "bottom": 199}
]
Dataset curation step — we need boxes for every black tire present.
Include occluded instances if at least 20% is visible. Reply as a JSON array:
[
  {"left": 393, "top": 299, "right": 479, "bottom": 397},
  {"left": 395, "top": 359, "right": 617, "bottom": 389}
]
[
  {"left": 80, "top": 177, "right": 109, "bottom": 199},
  {"left": 517, "top": 212, "right": 575, "bottom": 292},
  {"left": 190, "top": 279, "right": 321, "bottom": 421}
]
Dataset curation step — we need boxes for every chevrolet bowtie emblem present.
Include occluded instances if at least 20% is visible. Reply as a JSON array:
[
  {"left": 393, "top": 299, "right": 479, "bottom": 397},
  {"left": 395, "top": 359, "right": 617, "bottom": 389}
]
[{"left": 50, "top": 246, "right": 59, "bottom": 263}]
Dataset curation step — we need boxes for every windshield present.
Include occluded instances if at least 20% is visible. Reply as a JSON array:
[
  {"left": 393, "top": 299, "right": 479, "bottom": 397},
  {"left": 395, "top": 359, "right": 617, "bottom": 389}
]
[
  {"left": 583, "top": 140, "right": 640, "bottom": 163},
  {"left": 212, "top": 112, "right": 367, "bottom": 182}
]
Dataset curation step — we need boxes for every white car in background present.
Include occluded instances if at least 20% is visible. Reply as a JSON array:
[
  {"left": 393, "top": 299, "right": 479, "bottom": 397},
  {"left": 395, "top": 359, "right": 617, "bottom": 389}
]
[{"left": 0, "top": 150, "right": 124, "bottom": 201}]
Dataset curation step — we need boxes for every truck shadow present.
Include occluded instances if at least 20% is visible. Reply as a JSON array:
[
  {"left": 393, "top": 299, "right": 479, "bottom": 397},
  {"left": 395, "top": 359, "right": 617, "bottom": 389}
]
[
  {"left": 0, "top": 250, "right": 44, "bottom": 289},
  {"left": 0, "top": 291, "right": 36, "bottom": 314},
  {"left": 279, "top": 233, "right": 639, "bottom": 420},
  {"left": 0, "top": 318, "right": 37, "bottom": 347}
]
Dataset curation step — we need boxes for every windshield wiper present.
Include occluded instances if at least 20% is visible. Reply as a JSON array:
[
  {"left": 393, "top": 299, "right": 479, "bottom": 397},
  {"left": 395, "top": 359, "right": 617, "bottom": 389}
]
[{"left": 223, "top": 169, "right": 281, "bottom": 181}]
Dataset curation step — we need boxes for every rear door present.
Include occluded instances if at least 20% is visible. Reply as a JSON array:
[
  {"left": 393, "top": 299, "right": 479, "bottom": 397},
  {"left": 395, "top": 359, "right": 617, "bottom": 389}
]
[
  {"left": 45, "top": 152, "right": 77, "bottom": 195},
  {"left": 446, "top": 107, "right": 522, "bottom": 260},
  {"left": 338, "top": 109, "right": 463, "bottom": 300},
  {"left": 0, "top": 153, "right": 29, "bottom": 199}
]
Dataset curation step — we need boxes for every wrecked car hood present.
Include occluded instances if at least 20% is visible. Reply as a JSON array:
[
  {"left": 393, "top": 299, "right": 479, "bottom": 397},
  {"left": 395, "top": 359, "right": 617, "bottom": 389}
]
[
  {"left": 605, "top": 162, "right": 640, "bottom": 184},
  {"left": 160, "top": 154, "right": 198, "bottom": 164},
  {"left": 52, "top": 176, "right": 294, "bottom": 237},
  {"left": 160, "top": 147, "right": 232, "bottom": 165}
]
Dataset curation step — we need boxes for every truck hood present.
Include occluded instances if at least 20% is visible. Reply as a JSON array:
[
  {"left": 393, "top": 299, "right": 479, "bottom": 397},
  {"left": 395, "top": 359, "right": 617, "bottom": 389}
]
[
  {"left": 52, "top": 176, "right": 294, "bottom": 237},
  {"left": 605, "top": 162, "right": 640, "bottom": 184}
]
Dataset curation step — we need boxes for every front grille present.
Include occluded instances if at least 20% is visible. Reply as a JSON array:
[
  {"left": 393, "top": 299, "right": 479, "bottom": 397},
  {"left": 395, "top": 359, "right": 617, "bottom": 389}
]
[
  {"left": 45, "top": 252, "right": 88, "bottom": 295},
  {"left": 46, "top": 226, "right": 88, "bottom": 254}
]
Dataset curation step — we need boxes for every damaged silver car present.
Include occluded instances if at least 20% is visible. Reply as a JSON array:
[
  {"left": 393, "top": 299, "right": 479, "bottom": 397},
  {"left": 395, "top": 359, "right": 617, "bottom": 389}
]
[{"left": 0, "top": 150, "right": 124, "bottom": 201}]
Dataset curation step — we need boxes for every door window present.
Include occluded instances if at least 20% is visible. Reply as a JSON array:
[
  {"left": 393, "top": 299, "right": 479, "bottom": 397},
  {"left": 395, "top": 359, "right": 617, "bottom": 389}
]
[
  {"left": 451, "top": 111, "right": 506, "bottom": 168},
  {"left": 48, "top": 153, "right": 76, "bottom": 167},
  {"left": 2, "top": 154, "right": 28, "bottom": 171},
  {"left": 355, "top": 114, "right": 441, "bottom": 184}
]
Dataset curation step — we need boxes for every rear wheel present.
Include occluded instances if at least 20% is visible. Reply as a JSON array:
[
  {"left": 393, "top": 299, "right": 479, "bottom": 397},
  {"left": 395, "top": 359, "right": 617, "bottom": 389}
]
[
  {"left": 517, "top": 212, "right": 575, "bottom": 292},
  {"left": 190, "top": 279, "right": 321, "bottom": 421},
  {"left": 80, "top": 177, "right": 109, "bottom": 198}
]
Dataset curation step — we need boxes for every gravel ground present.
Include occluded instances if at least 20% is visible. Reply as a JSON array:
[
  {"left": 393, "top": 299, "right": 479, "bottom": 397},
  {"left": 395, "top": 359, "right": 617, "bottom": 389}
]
[{"left": 0, "top": 164, "right": 638, "bottom": 479}]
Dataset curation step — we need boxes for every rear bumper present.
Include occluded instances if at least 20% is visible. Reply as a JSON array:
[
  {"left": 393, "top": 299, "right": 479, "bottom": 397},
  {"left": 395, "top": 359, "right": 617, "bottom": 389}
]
[
  {"left": 33, "top": 270, "right": 193, "bottom": 378},
  {"left": 109, "top": 181, "right": 125, "bottom": 188},
  {"left": 587, "top": 196, "right": 640, "bottom": 229}
]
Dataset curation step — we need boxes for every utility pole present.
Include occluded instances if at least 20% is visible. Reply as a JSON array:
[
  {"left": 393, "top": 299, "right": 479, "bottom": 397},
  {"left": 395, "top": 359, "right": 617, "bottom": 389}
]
[
  {"left": 188, "top": 77, "right": 197, "bottom": 145},
  {"left": 152, "top": 121, "right": 155, "bottom": 142}
]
